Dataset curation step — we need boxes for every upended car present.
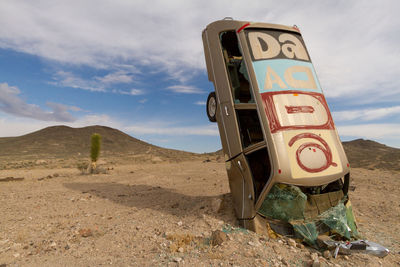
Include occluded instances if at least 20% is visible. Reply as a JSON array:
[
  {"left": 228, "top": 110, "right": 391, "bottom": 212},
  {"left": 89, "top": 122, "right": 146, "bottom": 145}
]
[{"left": 202, "top": 18, "right": 358, "bottom": 245}]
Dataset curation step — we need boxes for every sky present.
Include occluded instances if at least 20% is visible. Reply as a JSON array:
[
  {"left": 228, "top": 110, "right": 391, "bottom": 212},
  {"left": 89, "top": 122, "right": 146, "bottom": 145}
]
[{"left": 0, "top": 0, "right": 399, "bottom": 153}]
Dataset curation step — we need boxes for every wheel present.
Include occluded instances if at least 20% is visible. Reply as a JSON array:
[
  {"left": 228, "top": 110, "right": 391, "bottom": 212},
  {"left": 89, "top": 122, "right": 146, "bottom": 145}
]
[{"left": 206, "top": 92, "right": 217, "bottom": 122}]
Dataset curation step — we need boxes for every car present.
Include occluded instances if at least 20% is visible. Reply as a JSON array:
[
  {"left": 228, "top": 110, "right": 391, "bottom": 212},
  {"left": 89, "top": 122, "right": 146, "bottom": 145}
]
[{"left": 202, "top": 18, "right": 353, "bottom": 238}]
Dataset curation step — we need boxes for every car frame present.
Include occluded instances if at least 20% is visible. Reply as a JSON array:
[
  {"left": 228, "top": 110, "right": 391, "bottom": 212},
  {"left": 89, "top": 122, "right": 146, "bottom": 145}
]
[{"left": 202, "top": 18, "right": 350, "bottom": 233}]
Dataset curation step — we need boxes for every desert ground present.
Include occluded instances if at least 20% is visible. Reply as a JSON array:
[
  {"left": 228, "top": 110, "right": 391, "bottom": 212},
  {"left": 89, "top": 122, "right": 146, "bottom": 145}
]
[{"left": 0, "top": 156, "right": 399, "bottom": 267}]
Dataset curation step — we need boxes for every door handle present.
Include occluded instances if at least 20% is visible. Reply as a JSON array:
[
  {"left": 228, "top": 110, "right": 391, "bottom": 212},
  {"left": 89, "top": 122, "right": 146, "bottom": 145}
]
[{"left": 224, "top": 106, "right": 229, "bottom": 116}]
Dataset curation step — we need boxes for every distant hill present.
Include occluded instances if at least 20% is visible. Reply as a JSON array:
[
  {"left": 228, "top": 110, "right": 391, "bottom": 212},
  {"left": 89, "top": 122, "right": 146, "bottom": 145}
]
[
  {"left": 0, "top": 126, "right": 398, "bottom": 171},
  {"left": 342, "top": 139, "right": 400, "bottom": 171},
  {"left": 0, "top": 125, "right": 196, "bottom": 160}
]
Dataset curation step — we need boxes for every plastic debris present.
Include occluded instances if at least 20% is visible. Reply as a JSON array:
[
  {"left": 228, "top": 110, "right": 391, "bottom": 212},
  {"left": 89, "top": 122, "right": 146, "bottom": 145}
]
[
  {"left": 258, "top": 184, "right": 307, "bottom": 222},
  {"left": 258, "top": 184, "right": 361, "bottom": 246},
  {"left": 323, "top": 239, "right": 390, "bottom": 258}
]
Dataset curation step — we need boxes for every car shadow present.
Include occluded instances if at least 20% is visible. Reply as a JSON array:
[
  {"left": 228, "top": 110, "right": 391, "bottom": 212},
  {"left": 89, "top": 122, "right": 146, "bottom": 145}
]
[{"left": 63, "top": 182, "right": 236, "bottom": 225}]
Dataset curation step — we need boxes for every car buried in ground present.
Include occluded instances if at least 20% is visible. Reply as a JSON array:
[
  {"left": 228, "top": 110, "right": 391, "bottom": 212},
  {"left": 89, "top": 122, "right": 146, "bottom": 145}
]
[{"left": 202, "top": 18, "right": 357, "bottom": 243}]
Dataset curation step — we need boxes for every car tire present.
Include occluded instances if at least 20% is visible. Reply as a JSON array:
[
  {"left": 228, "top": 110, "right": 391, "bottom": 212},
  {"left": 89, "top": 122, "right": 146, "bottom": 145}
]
[{"left": 206, "top": 92, "right": 217, "bottom": 122}]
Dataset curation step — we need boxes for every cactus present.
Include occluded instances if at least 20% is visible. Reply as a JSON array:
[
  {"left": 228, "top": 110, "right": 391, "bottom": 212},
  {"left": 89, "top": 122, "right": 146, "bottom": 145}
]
[{"left": 90, "top": 133, "right": 101, "bottom": 173}]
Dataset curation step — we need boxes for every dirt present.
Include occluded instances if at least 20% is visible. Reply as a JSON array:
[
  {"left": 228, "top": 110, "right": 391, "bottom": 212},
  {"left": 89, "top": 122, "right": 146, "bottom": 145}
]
[{"left": 0, "top": 159, "right": 399, "bottom": 266}]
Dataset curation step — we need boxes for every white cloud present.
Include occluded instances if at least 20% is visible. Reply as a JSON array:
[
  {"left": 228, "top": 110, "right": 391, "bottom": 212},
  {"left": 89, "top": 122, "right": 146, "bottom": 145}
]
[
  {"left": 0, "top": 1, "right": 399, "bottom": 100},
  {"left": 116, "top": 89, "right": 145, "bottom": 96},
  {"left": 125, "top": 122, "right": 218, "bottom": 136},
  {"left": 194, "top": 101, "right": 206, "bottom": 105},
  {"left": 337, "top": 123, "right": 400, "bottom": 141},
  {"left": 52, "top": 71, "right": 144, "bottom": 95},
  {"left": 96, "top": 71, "right": 135, "bottom": 84},
  {"left": 51, "top": 71, "right": 106, "bottom": 92},
  {"left": 333, "top": 106, "right": 400, "bottom": 122},
  {"left": 166, "top": 85, "right": 204, "bottom": 94},
  {"left": 0, "top": 83, "right": 77, "bottom": 122}
]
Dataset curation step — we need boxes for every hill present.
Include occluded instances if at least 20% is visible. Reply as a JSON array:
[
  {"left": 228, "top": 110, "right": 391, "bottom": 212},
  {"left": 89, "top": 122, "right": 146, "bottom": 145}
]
[
  {"left": 343, "top": 139, "right": 400, "bottom": 171},
  {"left": 0, "top": 125, "right": 197, "bottom": 163},
  {"left": 0, "top": 125, "right": 398, "bottom": 171}
]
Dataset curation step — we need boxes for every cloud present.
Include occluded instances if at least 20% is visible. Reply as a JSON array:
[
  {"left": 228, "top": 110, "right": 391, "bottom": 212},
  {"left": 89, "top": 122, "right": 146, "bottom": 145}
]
[
  {"left": 337, "top": 123, "right": 400, "bottom": 140},
  {"left": 125, "top": 122, "right": 218, "bottom": 136},
  {"left": 115, "top": 89, "right": 145, "bottom": 96},
  {"left": 96, "top": 71, "right": 135, "bottom": 84},
  {"left": 52, "top": 71, "right": 144, "bottom": 95},
  {"left": 0, "top": 83, "right": 77, "bottom": 122},
  {"left": 166, "top": 85, "right": 204, "bottom": 94},
  {"left": 1, "top": 1, "right": 399, "bottom": 100},
  {"left": 194, "top": 101, "right": 206, "bottom": 105},
  {"left": 51, "top": 71, "right": 106, "bottom": 92},
  {"left": 332, "top": 106, "right": 400, "bottom": 122}
]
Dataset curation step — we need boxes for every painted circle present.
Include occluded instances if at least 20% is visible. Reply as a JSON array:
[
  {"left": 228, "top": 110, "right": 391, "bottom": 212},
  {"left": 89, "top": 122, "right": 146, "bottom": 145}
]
[
  {"left": 289, "top": 133, "right": 337, "bottom": 173},
  {"left": 298, "top": 144, "right": 327, "bottom": 170}
]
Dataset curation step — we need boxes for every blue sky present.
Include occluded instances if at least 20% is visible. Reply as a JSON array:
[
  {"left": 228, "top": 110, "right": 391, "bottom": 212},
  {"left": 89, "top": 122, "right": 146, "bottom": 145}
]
[{"left": 0, "top": 0, "right": 399, "bottom": 153}]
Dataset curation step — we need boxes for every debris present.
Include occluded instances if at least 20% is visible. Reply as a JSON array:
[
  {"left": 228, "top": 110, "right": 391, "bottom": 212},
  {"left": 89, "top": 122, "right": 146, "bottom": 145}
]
[
  {"left": 322, "top": 239, "right": 390, "bottom": 258},
  {"left": 177, "top": 221, "right": 183, "bottom": 226}
]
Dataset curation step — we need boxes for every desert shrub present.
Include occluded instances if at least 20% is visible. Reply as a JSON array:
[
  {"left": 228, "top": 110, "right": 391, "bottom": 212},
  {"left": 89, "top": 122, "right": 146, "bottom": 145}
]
[{"left": 77, "top": 161, "right": 89, "bottom": 174}]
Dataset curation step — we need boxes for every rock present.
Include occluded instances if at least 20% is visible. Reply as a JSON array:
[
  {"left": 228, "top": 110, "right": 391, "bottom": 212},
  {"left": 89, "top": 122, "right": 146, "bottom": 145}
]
[
  {"left": 211, "top": 230, "right": 227, "bottom": 246},
  {"left": 287, "top": 238, "right": 296, "bottom": 247},
  {"left": 78, "top": 228, "right": 93, "bottom": 237},
  {"left": 178, "top": 247, "right": 184, "bottom": 253},
  {"left": 210, "top": 198, "right": 223, "bottom": 213},
  {"left": 13, "top": 253, "right": 20, "bottom": 258},
  {"left": 177, "top": 221, "right": 183, "bottom": 226},
  {"left": 322, "top": 250, "right": 331, "bottom": 259},
  {"left": 172, "top": 257, "right": 182, "bottom": 262},
  {"left": 312, "top": 259, "right": 320, "bottom": 267},
  {"left": 311, "top": 253, "right": 319, "bottom": 261}
]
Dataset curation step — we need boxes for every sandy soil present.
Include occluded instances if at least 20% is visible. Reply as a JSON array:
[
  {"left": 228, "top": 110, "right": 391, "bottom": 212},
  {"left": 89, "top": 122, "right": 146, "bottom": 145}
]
[{"left": 0, "top": 159, "right": 399, "bottom": 266}]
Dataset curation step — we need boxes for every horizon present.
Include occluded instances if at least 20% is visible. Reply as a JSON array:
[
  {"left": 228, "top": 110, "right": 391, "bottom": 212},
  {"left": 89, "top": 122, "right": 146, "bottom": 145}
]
[
  {"left": 1, "top": 1, "right": 399, "bottom": 153},
  {"left": 1, "top": 124, "right": 397, "bottom": 154}
]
